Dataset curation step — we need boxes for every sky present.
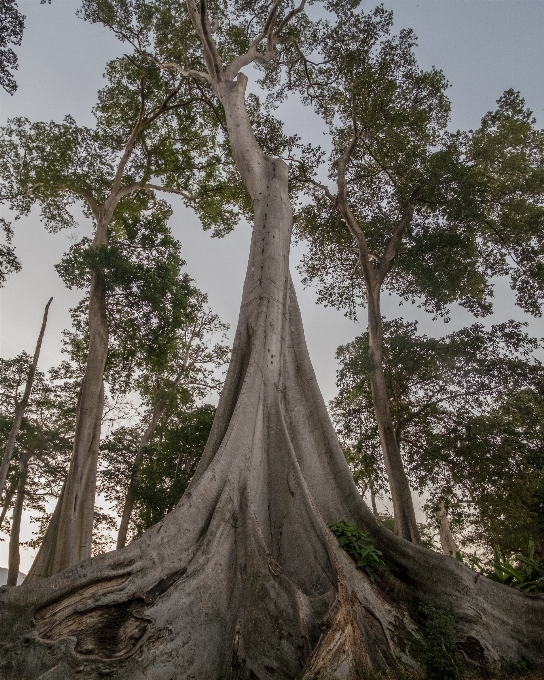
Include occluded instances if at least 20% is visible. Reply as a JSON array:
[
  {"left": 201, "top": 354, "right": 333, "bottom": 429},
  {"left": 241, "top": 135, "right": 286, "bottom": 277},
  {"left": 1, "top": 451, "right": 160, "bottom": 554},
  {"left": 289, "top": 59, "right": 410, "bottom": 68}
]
[{"left": 1, "top": 0, "right": 543, "bottom": 571}]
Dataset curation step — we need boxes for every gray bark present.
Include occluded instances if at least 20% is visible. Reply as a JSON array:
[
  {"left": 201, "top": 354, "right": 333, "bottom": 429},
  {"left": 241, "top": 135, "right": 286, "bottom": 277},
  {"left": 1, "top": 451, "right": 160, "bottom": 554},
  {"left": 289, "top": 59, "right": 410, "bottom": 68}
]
[
  {"left": 335, "top": 144, "right": 420, "bottom": 544},
  {"left": 25, "top": 264, "right": 108, "bottom": 582},
  {"left": 369, "top": 483, "right": 379, "bottom": 519},
  {"left": 0, "top": 297, "right": 52, "bottom": 499},
  {"left": 366, "top": 281, "right": 421, "bottom": 544},
  {"left": 6, "top": 451, "right": 30, "bottom": 587},
  {"left": 116, "top": 405, "right": 163, "bottom": 550},
  {"left": 0, "top": 477, "right": 17, "bottom": 528},
  {"left": 436, "top": 499, "right": 460, "bottom": 558},
  {"left": 0, "top": 73, "right": 542, "bottom": 679}
]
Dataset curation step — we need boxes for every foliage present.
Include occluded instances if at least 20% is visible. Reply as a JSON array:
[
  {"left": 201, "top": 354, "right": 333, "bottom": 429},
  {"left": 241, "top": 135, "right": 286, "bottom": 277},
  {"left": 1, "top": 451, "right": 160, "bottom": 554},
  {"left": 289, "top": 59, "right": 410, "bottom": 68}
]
[
  {"left": 0, "top": 52, "right": 247, "bottom": 234},
  {"left": 0, "top": 217, "right": 20, "bottom": 286},
  {"left": 290, "top": 7, "right": 544, "bottom": 322},
  {"left": 133, "top": 403, "right": 215, "bottom": 534},
  {"left": 479, "top": 542, "right": 544, "bottom": 594},
  {"left": 331, "top": 319, "right": 544, "bottom": 557},
  {"left": 416, "top": 604, "right": 463, "bottom": 680},
  {"left": 0, "top": 0, "right": 24, "bottom": 95},
  {"left": 57, "top": 200, "right": 196, "bottom": 391},
  {"left": 100, "top": 402, "right": 215, "bottom": 539},
  {"left": 0, "top": 355, "right": 76, "bottom": 543},
  {"left": 328, "top": 520, "right": 386, "bottom": 582}
]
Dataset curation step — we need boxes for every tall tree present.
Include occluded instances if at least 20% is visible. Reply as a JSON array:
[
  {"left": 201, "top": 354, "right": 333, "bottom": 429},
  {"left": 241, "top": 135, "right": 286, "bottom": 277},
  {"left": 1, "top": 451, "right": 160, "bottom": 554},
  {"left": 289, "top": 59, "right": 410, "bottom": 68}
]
[
  {"left": 290, "top": 8, "right": 544, "bottom": 542},
  {"left": 0, "top": 2, "right": 543, "bottom": 677},
  {"left": 114, "top": 290, "right": 229, "bottom": 548},
  {"left": 331, "top": 318, "right": 544, "bottom": 558},
  {"left": 0, "top": 296, "right": 52, "bottom": 498},
  {"left": 0, "top": 356, "right": 76, "bottom": 570},
  {"left": 25, "top": 201, "right": 197, "bottom": 580},
  {"left": 1, "top": 50, "right": 241, "bottom": 579}
]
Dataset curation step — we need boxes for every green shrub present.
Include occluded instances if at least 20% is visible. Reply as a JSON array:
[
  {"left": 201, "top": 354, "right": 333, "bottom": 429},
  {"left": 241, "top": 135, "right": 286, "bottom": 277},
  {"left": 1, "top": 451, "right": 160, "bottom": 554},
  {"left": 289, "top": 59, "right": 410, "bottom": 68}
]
[
  {"left": 484, "top": 541, "right": 544, "bottom": 594},
  {"left": 417, "top": 604, "right": 463, "bottom": 680},
  {"left": 328, "top": 521, "right": 387, "bottom": 582}
]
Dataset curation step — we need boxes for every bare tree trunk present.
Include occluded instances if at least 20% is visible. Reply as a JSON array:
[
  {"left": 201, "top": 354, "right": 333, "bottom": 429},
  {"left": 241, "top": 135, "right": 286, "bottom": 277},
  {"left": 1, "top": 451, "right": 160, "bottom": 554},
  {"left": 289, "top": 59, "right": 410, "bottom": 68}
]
[
  {"left": 0, "top": 297, "right": 52, "bottom": 499},
  {"left": 436, "top": 499, "right": 459, "bottom": 558},
  {"left": 25, "top": 265, "right": 108, "bottom": 581},
  {"left": 369, "top": 483, "right": 379, "bottom": 519},
  {"left": 116, "top": 405, "right": 163, "bottom": 549},
  {"left": 0, "top": 75, "right": 542, "bottom": 679},
  {"left": 366, "top": 282, "right": 420, "bottom": 543},
  {"left": 6, "top": 451, "right": 30, "bottom": 587}
]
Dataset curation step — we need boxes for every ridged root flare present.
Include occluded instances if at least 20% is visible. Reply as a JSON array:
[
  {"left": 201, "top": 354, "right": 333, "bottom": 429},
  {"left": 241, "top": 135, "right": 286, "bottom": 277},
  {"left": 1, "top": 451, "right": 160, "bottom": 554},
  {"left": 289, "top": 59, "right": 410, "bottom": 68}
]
[{"left": 0, "top": 157, "right": 543, "bottom": 680}]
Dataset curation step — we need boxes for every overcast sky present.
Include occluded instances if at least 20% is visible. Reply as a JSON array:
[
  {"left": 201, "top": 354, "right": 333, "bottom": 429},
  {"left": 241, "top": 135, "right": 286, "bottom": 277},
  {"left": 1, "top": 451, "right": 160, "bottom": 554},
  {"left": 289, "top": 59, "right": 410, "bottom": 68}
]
[{"left": 1, "top": 0, "right": 543, "bottom": 571}]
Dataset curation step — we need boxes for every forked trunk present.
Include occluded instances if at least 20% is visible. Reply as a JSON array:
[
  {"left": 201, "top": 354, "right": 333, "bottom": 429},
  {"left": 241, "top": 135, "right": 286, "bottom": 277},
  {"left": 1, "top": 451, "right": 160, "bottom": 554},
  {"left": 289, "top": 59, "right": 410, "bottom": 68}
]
[
  {"left": 0, "top": 297, "right": 52, "bottom": 499},
  {"left": 116, "top": 405, "right": 163, "bottom": 549},
  {"left": 0, "top": 75, "right": 543, "bottom": 679},
  {"left": 6, "top": 451, "right": 30, "bottom": 587},
  {"left": 25, "top": 269, "right": 108, "bottom": 582},
  {"left": 366, "top": 283, "right": 421, "bottom": 544}
]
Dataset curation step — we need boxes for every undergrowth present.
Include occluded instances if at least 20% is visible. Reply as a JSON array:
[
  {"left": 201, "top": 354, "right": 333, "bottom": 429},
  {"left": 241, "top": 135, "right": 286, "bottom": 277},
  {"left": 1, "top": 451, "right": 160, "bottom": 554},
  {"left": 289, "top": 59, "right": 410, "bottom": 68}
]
[
  {"left": 415, "top": 604, "right": 463, "bottom": 680},
  {"left": 478, "top": 541, "right": 544, "bottom": 594}
]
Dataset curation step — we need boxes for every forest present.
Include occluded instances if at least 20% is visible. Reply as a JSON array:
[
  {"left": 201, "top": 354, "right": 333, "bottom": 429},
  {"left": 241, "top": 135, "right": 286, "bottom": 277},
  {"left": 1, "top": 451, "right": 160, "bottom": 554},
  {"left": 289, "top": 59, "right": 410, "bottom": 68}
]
[{"left": 0, "top": 0, "right": 543, "bottom": 678}]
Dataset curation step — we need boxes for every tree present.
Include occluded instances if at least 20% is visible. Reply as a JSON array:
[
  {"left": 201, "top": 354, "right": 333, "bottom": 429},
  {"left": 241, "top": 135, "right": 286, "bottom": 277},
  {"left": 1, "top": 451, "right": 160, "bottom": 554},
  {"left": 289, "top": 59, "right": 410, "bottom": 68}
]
[
  {"left": 0, "top": 356, "right": 76, "bottom": 575},
  {"left": 0, "top": 48, "right": 242, "bottom": 579},
  {"left": 102, "top": 403, "right": 216, "bottom": 542},
  {"left": 25, "top": 200, "right": 197, "bottom": 581},
  {"left": 114, "top": 290, "right": 229, "bottom": 547},
  {"left": 290, "top": 8, "right": 544, "bottom": 542},
  {"left": 0, "top": 0, "right": 24, "bottom": 95},
  {"left": 331, "top": 318, "right": 544, "bottom": 558},
  {"left": 0, "top": 2, "right": 543, "bottom": 677},
  {"left": 0, "top": 297, "right": 52, "bottom": 498}
]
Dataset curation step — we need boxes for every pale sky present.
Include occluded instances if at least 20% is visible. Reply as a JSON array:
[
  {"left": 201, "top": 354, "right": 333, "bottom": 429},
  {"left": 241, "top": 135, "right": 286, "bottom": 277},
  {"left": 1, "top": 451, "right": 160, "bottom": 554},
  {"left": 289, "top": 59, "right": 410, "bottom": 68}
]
[{"left": 1, "top": 0, "right": 543, "bottom": 571}]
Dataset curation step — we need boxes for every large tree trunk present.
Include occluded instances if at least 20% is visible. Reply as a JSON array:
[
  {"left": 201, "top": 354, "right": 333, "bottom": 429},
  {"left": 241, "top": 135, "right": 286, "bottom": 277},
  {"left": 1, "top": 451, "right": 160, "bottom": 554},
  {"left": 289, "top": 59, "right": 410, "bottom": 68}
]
[
  {"left": 116, "top": 405, "right": 163, "bottom": 549},
  {"left": 365, "top": 282, "right": 421, "bottom": 544},
  {"left": 6, "top": 451, "right": 30, "bottom": 587},
  {"left": 25, "top": 265, "right": 108, "bottom": 581},
  {"left": 0, "top": 297, "right": 52, "bottom": 499},
  {"left": 0, "top": 75, "right": 542, "bottom": 679}
]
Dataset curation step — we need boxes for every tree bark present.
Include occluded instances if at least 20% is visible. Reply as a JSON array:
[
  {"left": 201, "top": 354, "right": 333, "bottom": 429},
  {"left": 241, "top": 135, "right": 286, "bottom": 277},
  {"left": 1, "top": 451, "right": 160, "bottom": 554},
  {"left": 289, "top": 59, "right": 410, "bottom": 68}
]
[
  {"left": 369, "top": 483, "right": 379, "bottom": 519},
  {"left": 365, "top": 280, "right": 421, "bottom": 544},
  {"left": 0, "top": 297, "right": 52, "bottom": 499},
  {"left": 436, "top": 499, "right": 460, "bottom": 558},
  {"left": 0, "top": 476, "right": 17, "bottom": 528},
  {"left": 6, "top": 451, "right": 30, "bottom": 587},
  {"left": 25, "top": 263, "right": 108, "bottom": 581},
  {"left": 0, "top": 76, "right": 542, "bottom": 680},
  {"left": 116, "top": 405, "right": 163, "bottom": 549}
]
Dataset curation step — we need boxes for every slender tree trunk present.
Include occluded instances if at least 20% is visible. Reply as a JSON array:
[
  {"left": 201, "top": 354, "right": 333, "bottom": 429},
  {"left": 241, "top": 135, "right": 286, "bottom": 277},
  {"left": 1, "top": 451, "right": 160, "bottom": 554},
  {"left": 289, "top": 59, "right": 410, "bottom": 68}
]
[
  {"left": 0, "top": 74, "right": 543, "bottom": 679},
  {"left": 370, "top": 483, "right": 379, "bottom": 519},
  {"left": 0, "top": 476, "right": 17, "bottom": 527},
  {"left": 0, "top": 297, "right": 52, "bottom": 499},
  {"left": 6, "top": 451, "right": 30, "bottom": 587},
  {"left": 116, "top": 404, "right": 163, "bottom": 549},
  {"left": 26, "top": 253, "right": 108, "bottom": 581},
  {"left": 365, "top": 281, "right": 420, "bottom": 543},
  {"left": 117, "top": 355, "right": 193, "bottom": 549},
  {"left": 436, "top": 499, "right": 459, "bottom": 558}
]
